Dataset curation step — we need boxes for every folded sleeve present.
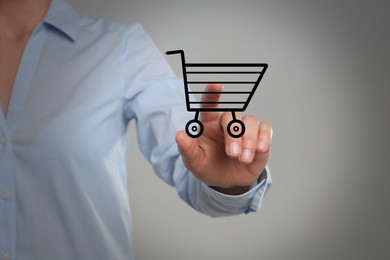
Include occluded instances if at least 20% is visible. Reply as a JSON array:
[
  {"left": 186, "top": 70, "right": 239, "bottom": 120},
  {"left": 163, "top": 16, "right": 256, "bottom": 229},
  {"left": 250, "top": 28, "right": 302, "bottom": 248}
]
[
  {"left": 199, "top": 166, "right": 272, "bottom": 216},
  {"left": 121, "top": 23, "right": 272, "bottom": 217}
]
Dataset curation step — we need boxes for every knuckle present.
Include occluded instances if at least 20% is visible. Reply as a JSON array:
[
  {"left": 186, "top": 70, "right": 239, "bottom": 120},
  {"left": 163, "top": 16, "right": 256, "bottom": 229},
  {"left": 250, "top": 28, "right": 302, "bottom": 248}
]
[
  {"left": 243, "top": 114, "right": 256, "bottom": 121},
  {"left": 243, "top": 139, "right": 256, "bottom": 150},
  {"left": 259, "top": 121, "right": 271, "bottom": 128},
  {"left": 259, "top": 122, "right": 272, "bottom": 133}
]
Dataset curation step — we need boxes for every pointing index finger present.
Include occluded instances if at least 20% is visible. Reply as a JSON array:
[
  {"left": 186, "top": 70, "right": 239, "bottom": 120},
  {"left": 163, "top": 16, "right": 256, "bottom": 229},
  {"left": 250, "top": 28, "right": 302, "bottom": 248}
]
[{"left": 199, "top": 84, "right": 223, "bottom": 123}]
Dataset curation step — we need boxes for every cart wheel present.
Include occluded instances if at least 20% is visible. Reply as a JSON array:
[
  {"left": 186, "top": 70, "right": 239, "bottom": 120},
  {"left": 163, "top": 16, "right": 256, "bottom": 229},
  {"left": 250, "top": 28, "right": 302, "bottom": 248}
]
[
  {"left": 227, "top": 119, "right": 245, "bottom": 138},
  {"left": 185, "top": 120, "right": 204, "bottom": 138}
]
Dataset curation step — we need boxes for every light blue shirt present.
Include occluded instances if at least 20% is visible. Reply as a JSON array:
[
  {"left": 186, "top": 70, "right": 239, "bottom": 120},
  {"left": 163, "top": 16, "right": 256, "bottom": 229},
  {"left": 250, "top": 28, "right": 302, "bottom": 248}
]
[{"left": 0, "top": 0, "right": 272, "bottom": 259}]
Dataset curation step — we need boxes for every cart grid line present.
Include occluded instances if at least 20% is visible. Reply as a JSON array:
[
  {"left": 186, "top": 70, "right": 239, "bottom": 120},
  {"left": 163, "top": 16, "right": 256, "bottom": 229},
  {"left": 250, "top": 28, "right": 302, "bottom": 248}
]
[
  {"left": 188, "top": 81, "right": 256, "bottom": 84},
  {"left": 186, "top": 71, "right": 263, "bottom": 74},
  {"left": 185, "top": 63, "right": 267, "bottom": 67},
  {"left": 188, "top": 108, "right": 246, "bottom": 112},
  {"left": 188, "top": 91, "right": 252, "bottom": 94},
  {"left": 189, "top": 101, "right": 246, "bottom": 104}
]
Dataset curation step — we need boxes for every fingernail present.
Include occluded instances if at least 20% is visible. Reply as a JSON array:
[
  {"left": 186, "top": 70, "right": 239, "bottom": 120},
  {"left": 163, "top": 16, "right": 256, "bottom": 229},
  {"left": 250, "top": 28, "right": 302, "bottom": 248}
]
[
  {"left": 271, "top": 127, "right": 273, "bottom": 142},
  {"left": 241, "top": 149, "right": 252, "bottom": 162},
  {"left": 229, "top": 142, "right": 240, "bottom": 156}
]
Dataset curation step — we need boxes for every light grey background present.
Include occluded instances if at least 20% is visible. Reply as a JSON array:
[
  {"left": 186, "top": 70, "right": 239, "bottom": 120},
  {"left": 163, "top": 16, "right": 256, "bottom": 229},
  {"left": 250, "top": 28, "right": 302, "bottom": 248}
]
[{"left": 69, "top": 0, "right": 390, "bottom": 259}]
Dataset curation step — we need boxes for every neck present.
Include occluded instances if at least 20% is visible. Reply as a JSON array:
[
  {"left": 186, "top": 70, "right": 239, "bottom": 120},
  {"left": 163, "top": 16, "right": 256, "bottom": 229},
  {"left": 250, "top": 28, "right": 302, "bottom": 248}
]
[{"left": 0, "top": 0, "right": 51, "bottom": 39}]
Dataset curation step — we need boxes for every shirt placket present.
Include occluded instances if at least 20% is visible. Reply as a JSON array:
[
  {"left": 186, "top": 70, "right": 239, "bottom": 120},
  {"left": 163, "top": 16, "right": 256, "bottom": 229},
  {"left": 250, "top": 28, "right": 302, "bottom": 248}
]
[
  {"left": 0, "top": 22, "right": 46, "bottom": 260},
  {"left": 0, "top": 115, "right": 13, "bottom": 260}
]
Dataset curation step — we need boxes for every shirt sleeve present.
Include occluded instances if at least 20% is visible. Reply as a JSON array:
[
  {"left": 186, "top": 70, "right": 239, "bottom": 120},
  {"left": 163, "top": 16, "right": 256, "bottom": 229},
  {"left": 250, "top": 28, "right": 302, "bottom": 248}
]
[{"left": 121, "top": 23, "right": 272, "bottom": 217}]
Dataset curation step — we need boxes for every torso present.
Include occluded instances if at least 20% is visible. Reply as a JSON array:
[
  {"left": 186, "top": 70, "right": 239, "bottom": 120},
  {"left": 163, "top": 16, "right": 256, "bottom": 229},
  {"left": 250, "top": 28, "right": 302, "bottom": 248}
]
[{"left": 0, "top": 36, "right": 29, "bottom": 117}]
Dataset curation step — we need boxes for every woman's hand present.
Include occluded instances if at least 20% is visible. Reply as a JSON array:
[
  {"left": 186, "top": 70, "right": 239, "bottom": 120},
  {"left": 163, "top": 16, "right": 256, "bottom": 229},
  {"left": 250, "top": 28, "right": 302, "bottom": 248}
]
[{"left": 176, "top": 84, "right": 272, "bottom": 195}]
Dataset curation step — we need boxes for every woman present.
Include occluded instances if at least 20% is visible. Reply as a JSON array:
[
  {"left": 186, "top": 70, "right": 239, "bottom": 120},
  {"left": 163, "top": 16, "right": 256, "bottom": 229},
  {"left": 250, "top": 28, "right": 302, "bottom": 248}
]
[{"left": 0, "top": 0, "right": 272, "bottom": 259}]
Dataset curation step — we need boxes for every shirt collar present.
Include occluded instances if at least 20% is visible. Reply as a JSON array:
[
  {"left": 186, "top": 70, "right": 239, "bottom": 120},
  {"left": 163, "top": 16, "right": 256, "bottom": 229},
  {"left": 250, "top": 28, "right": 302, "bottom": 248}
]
[{"left": 43, "top": 0, "right": 80, "bottom": 41}]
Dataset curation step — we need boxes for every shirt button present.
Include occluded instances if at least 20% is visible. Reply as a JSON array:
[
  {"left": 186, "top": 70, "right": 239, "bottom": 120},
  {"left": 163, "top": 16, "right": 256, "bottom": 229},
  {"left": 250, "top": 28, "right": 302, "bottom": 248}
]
[
  {"left": 0, "top": 134, "right": 6, "bottom": 144},
  {"left": 1, "top": 191, "right": 10, "bottom": 199}
]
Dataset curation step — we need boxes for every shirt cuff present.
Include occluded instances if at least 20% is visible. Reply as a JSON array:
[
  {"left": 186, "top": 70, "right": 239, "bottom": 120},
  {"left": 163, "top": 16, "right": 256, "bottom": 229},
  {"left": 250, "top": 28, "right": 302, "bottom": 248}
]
[{"left": 199, "top": 165, "right": 272, "bottom": 216}]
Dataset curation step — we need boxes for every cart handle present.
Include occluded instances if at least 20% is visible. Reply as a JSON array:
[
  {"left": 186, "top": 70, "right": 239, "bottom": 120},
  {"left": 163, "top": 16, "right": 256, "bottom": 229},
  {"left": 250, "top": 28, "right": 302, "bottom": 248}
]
[
  {"left": 166, "top": 50, "right": 186, "bottom": 64},
  {"left": 166, "top": 49, "right": 184, "bottom": 56},
  {"left": 166, "top": 49, "right": 190, "bottom": 109}
]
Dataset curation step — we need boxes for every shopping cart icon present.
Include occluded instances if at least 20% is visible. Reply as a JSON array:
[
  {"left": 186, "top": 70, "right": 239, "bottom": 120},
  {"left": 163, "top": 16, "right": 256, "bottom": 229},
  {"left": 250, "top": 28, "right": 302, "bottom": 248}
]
[{"left": 166, "top": 50, "right": 268, "bottom": 138}]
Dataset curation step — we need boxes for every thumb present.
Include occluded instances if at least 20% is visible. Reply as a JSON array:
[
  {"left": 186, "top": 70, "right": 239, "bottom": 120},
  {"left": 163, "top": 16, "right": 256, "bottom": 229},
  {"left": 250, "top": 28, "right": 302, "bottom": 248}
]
[{"left": 175, "top": 130, "right": 203, "bottom": 170}]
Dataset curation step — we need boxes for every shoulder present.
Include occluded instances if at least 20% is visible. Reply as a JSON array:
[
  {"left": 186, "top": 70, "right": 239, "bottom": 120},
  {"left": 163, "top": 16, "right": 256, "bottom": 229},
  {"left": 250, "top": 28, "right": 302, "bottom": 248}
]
[{"left": 77, "top": 13, "right": 146, "bottom": 41}]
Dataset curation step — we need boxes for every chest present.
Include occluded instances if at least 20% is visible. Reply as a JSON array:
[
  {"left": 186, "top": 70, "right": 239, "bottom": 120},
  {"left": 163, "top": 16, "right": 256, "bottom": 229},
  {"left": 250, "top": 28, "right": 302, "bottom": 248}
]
[
  {"left": 0, "top": 37, "right": 29, "bottom": 116},
  {"left": 3, "top": 30, "right": 129, "bottom": 159}
]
